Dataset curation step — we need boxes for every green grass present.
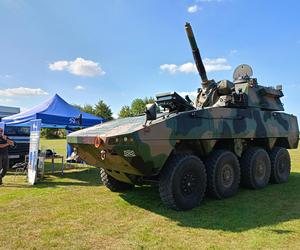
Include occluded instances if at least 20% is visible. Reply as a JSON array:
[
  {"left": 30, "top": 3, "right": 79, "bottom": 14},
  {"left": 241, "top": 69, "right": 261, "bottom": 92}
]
[
  {"left": 40, "top": 138, "right": 67, "bottom": 156},
  {"left": 0, "top": 139, "right": 300, "bottom": 249}
]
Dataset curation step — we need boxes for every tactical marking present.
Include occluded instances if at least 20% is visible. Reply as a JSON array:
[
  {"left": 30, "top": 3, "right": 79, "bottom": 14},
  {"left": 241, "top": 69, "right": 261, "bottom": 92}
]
[{"left": 124, "top": 150, "right": 136, "bottom": 157}]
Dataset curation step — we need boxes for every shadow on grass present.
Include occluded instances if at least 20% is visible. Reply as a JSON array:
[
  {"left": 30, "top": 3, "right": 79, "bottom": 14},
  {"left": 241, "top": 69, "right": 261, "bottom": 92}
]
[
  {"left": 6, "top": 164, "right": 102, "bottom": 188},
  {"left": 37, "top": 167, "right": 102, "bottom": 188},
  {"left": 120, "top": 172, "right": 300, "bottom": 232}
]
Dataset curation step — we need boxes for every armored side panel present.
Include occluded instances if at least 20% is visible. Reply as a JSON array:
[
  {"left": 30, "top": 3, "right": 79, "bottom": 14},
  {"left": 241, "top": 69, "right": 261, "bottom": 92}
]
[
  {"left": 68, "top": 116, "right": 174, "bottom": 183},
  {"left": 68, "top": 107, "right": 298, "bottom": 184}
]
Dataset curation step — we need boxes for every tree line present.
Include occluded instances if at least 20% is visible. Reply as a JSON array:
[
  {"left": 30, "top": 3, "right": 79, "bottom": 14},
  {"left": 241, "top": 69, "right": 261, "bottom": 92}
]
[
  {"left": 73, "top": 97, "right": 155, "bottom": 120},
  {"left": 42, "top": 97, "right": 156, "bottom": 139},
  {"left": 72, "top": 100, "right": 114, "bottom": 120}
]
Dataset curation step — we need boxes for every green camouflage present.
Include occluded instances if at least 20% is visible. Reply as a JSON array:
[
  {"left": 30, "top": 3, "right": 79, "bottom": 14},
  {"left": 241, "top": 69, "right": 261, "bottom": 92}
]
[
  {"left": 67, "top": 23, "right": 299, "bottom": 185},
  {"left": 67, "top": 104, "right": 298, "bottom": 184}
]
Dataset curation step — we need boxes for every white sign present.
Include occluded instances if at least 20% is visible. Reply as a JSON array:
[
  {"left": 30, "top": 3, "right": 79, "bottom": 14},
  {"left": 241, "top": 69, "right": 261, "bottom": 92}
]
[{"left": 27, "top": 119, "right": 41, "bottom": 185}]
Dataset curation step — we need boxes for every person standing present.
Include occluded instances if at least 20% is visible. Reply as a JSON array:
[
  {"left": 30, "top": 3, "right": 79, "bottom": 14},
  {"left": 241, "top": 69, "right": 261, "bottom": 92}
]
[{"left": 0, "top": 127, "right": 14, "bottom": 185}]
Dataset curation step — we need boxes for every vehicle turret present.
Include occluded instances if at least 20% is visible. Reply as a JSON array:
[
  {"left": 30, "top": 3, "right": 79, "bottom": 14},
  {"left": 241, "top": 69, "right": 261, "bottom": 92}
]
[
  {"left": 185, "top": 23, "right": 285, "bottom": 112},
  {"left": 231, "top": 64, "right": 284, "bottom": 111}
]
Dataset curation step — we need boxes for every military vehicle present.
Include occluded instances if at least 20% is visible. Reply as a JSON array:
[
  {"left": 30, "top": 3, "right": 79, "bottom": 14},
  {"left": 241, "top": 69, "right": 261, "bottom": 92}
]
[{"left": 67, "top": 23, "right": 299, "bottom": 211}]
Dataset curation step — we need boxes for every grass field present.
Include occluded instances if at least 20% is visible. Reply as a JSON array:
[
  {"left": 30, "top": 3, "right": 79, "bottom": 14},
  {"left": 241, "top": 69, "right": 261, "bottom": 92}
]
[{"left": 0, "top": 139, "right": 299, "bottom": 249}]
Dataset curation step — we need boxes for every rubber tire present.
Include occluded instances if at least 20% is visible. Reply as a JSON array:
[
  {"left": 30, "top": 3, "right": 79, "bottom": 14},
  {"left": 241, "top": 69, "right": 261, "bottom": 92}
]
[
  {"left": 240, "top": 147, "right": 271, "bottom": 189},
  {"left": 205, "top": 150, "right": 240, "bottom": 199},
  {"left": 159, "top": 154, "right": 207, "bottom": 211},
  {"left": 100, "top": 168, "right": 134, "bottom": 192},
  {"left": 269, "top": 147, "right": 291, "bottom": 184}
]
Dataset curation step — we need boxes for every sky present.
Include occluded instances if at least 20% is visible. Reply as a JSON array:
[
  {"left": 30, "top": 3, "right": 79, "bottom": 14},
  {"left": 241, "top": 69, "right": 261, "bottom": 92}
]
[{"left": 0, "top": 0, "right": 299, "bottom": 118}]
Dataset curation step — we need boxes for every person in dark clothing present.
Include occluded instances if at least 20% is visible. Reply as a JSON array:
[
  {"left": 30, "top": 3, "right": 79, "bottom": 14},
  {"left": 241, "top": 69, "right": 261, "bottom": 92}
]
[{"left": 0, "top": 127, "right": 14, "bottom": 185}]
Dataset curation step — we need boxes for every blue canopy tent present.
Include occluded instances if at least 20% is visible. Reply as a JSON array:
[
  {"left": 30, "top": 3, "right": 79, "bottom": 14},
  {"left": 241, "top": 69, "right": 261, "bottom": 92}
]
[
  {"left": 2, "top": 94, "right": 104, "bottom": 128},
  {"left": 2, "top": 94, "right": 104, "bottom": 158}
]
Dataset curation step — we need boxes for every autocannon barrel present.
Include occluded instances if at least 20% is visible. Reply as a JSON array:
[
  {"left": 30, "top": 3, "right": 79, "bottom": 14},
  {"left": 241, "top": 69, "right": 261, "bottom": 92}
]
[{"left": 185, "top": 22, "right": 208, "bottom": 83}]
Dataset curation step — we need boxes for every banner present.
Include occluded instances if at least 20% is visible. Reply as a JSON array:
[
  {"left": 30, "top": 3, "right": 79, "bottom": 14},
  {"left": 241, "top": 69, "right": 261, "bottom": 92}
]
[{"left": 27, "top": 119, "right": 41, "bottom": 185}]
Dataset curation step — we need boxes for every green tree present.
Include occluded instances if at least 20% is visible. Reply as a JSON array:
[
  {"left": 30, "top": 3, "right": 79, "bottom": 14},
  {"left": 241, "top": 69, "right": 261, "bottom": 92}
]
[
  {"left": 94, "top": 100, "right": 113, "bottom": 120},
  {"left": 130, "top": 98, "right": 146, "bottom": 116},
  {"left": 144, "top": 96, "right": 155, "bottom": 104},
  {"left": 119, "top": 105, "right": 132, "bottom": 118},
  {"left": 118, "top": 96, "right": 156, "bottom": 118},
  {"left": 82, "top": 104, "right": 95, "bottom": 115},
  {"left": 41, "top": 128, "right": 66, "bottom": 139}
]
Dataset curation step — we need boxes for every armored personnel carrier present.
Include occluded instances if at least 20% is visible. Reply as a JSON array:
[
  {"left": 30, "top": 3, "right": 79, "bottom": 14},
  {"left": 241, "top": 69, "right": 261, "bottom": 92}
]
[{"left": 67, "top": 23, "right": 299, "bottom": 211}]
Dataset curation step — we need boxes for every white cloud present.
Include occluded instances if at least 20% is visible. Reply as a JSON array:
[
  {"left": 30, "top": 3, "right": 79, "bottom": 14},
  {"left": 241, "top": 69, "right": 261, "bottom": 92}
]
[
  {"left": 0, "top": 98, "right": 14, "bottom": 104},
  {"left": 160, "top": 64, "right": 178, "bottom": 74},
  {"left": 49, "top": 61, "right": 69, "bottom": 71},
  {"left": 178, "top": 91, "right": 198, "bottom": 102},
  {"left": 160, "top": 58, "right": 231, "bottom": 74},
  {"left": 188, "top": 4, "right": 202, "bottom": 13},
  {"left": 160, "top": 63, "right": 198, "bottom": 74},
  {"left": 204, "top": 58, "right": 232, "bottom": 72},
  {"left": 0, "top": 87, "right": 48, "bottom": 97},
  {"left": 178, "top": 62, "right": 197, "bottom": 73},
  {"left": 75, "top": 85, "right": 85, "bottom": 90},
  {"left": 49, "top": 58, "right": 105, "bottom": 77}
]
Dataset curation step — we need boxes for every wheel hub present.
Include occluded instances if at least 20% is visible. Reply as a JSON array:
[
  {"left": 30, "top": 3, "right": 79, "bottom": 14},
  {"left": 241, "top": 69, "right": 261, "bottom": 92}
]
[
  {"left": 221, "top": 164, "right": 234, "bottom": 188},
  {"left": 181, "top": 171, "right": 198, "bottom": 196},
  {"left": 278, "top": 158, "right": 287, "bottom": 174},
  {"left": 255, "top": 160, "right": 266, "bottom": 180}
]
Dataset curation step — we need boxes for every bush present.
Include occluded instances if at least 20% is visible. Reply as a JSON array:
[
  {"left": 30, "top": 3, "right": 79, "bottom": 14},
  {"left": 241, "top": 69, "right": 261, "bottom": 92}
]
[{"left": 41, "top": 128, "right": 66, "bottom": 139}]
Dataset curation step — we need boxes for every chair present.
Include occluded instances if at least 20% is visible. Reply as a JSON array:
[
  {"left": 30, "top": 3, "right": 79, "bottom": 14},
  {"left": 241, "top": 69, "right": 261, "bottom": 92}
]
[{"left": 11, "top": 162, "right": 28, "bottom": 180}]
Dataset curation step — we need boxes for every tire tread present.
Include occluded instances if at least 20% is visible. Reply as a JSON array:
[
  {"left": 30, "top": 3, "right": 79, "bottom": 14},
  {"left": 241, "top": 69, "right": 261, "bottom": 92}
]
[
  {"left": 240, "top": 147, "right": 271, "bottom": 189},
  {"left": 159, "top": 154, "right": 206, "bottom": 211},
  {"left": 100, "top": 168, "right": 134, "bottom": 192},
  {"left": 205, "top": 150, "right": 240, "bottom": 199},
  {"left": 269, "top": 147, "right": 291, "bottom": 184}
]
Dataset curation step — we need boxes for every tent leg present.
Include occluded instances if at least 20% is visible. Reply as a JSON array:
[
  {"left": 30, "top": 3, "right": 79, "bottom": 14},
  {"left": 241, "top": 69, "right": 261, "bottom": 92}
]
[
  {"left": 52, "top": 156, "right": 54, "bottom": 173},
  {"left": 61, "top": 157, "right": 64, "bottom": 175}
]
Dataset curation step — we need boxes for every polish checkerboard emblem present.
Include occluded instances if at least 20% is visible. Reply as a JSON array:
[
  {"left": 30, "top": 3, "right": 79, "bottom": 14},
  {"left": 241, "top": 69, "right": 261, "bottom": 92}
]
[{"left": 124, "top": 150, "right": 136, "bottom": 157}]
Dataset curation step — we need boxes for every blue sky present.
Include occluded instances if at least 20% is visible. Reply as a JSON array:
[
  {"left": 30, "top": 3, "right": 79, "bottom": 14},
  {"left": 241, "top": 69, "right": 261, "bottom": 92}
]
[{"left": 0, "top": 0, "right": 299, "bottom": 118}]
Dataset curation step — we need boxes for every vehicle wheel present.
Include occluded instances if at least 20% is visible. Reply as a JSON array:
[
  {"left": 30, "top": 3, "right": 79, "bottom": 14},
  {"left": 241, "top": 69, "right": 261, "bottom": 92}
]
[
  {"left": 240, "top": 147, "right": 271, "bottom": 189},
  {"left": 159, "top": 154, "right": 207, "bottom": 211},
  {"left": 100, "top": 168, "right": 134, "bottom": 192},
  {"left": 269, "top": 147, "right": 291, "bottom": 184},
  {"left": 205, "top": 150, "right": 240, "bottom": 199}
]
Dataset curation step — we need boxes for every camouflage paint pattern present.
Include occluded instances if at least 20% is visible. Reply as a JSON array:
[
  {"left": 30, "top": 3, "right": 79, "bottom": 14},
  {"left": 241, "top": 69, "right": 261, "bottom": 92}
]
[
  {"left": 235, "top": 81, "right": 284, "bottom": 111},
  {"left": 68, "top": 103, "right": 299, "bottom": 184}
]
